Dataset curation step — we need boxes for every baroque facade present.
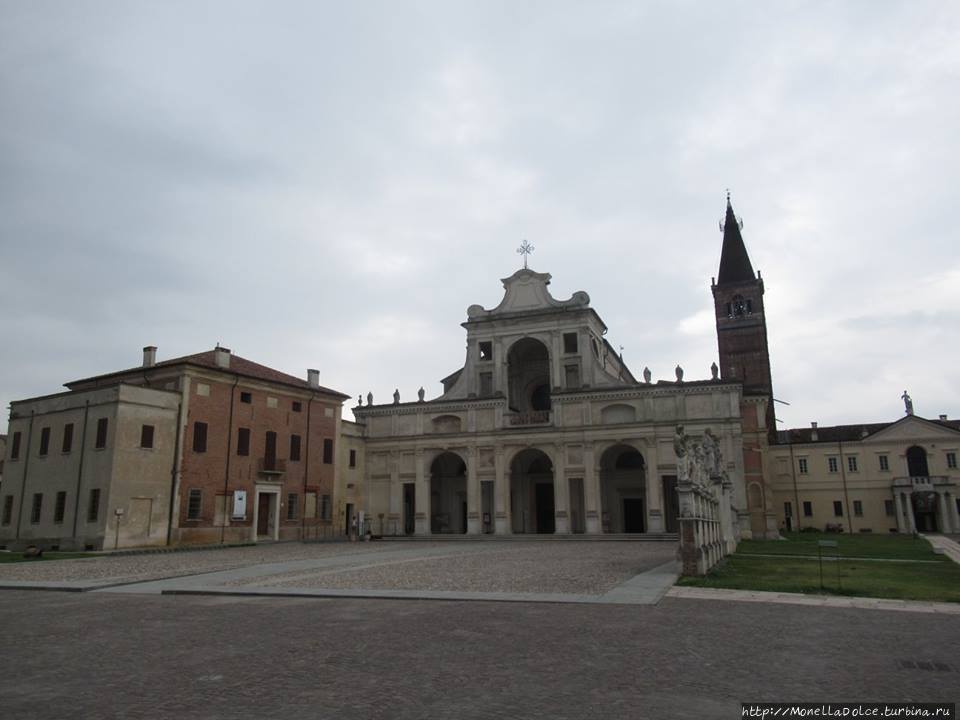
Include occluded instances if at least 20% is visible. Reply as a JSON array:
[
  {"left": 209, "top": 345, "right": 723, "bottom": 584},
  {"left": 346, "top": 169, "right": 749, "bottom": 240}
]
[{"left": 352, "top": 265, "right": 752, "bottom": 542}]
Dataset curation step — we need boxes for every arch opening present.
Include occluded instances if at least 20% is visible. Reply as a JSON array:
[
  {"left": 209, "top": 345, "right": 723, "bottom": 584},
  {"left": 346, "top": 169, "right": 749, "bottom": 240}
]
[
  {"left": 599, "top": 444, "right": 646, "bottom": 533},
  {"left": 507, "top": 338, "right": 551, "bottom": 418},
  {"left": 510, "top": 448, "right": 554, "bottom": 534},
  {"left": 430, "top": 452, "right": 467, "bottom": 534}
]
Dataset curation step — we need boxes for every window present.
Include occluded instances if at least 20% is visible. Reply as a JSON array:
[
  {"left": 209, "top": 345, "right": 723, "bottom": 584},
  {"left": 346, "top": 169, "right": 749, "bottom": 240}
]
[
  {"left": 729, "top": 294, "right": 752, "bottom": 317},
  {"left": 292, "top": 401, "right": 302, "bottom": 413},
  {"left": 479, "top": 372, "right": 493, "bottom": 396},
  {"left": 196, "top": 383, "right": 210, "bottom": 397},
  {"left": 833, "top": 501, "right": 843, "bottom": 517},
  {"left": 240, "top": 392, "right": 252, "bottom": 404},
  {"left": 304, "top": 492, "right": 317, "bottom": 519},
  {"left": 847, "top": 456, "right": 858, "bottom": 473},
  {"left": 87, "top": 488, "right": 101, "bottom": 522},
  {"left": 54, "top": 491, "right": 67, "bottom": 524},
  {"left": 38, "top": 427, "right": 50, "bottom": 456},
  {"left": 1, "top": 495, "right": 13, "bottom": 525},
  {"left": 323, "top": 438, "right": 333, "bottom": 464},
  {"left": 884, "top": 500, "right": 895, "bottom": 517},
  {"left": 290, "top": 434, "right": 301, "bottom": 462},
  {"left": 267, "top": 397, "right": 278, "bottom": 409},
  {"left": 192, "top": 422, "right": 208, "bottom": 453},
  {"left": 879, "top": 455, "right": 889, "bottom": 472},
  {"left": 187, "top": 489, "right": 202, "bottom": 520},
  {"left": 479, "top": 341, "right": 492, "bottom": 361},
  {"left": 237, "top": 428, "right": 250, "bottom": 456},
  {"left": 321, "top": 494, "right": 331, "bottom": 520},
  {"left": 853, "top": 500, "right": 863, "bottom": 517},
  {"left": 563, "top": 332, "right": 578, "bottom": 354},
  {"left": 95, "top": 418, "right": 108, "bottom": 449},
  {"left": 803, "top": 501, "right": 813, "bottom": 517},
  {"left": 287, "top": 493, "right": 298, "bottom": 520},
  {"left": 948, "top": 452, "right": 957, "bottom": 470},
  {"left": 797, "top": 458, "right": 808, "bottom": 474},
  {"left": 784, "top": 501, "right": 793, "bottom": 518},
  {"left": 31, "top": 493, "right": 43, "bottom": 524},
  {"left": 827, "top": 457, "right": 838, "bottom": 473},
  {"left": 62, "top": 423, "right": 73, "bottom": 453},
  {"left": 141, "top": 425, "right": 155, "bottom": 449},
  {"left": 10, "top": 431, "right": 21, "bottom": 460},
  {"left": 564, "top": 365, "right": 580, "bottom": 389},
  {"left": 349, "top": 449, "right": 357, "bottom": 468}
]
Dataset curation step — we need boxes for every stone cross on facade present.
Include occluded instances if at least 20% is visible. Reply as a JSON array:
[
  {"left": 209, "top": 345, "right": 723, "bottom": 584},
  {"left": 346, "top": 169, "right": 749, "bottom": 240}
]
[{"left": 517, "top": 239, "right": 534, "bottom": 269}]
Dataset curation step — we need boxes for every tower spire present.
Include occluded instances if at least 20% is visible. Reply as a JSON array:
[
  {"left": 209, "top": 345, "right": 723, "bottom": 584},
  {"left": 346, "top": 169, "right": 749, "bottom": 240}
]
[{"left": 717, "top": 192, "right": 755, "bottom": 286}]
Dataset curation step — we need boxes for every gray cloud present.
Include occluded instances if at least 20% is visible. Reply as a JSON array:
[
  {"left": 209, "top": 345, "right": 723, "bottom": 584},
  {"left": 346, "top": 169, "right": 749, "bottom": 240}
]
[{"left": 1, "top": 1, "right": 958, "bottom": 429}]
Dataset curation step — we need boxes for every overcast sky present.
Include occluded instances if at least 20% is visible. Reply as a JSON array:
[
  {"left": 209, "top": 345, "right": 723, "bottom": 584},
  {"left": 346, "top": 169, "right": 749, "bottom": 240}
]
[{"left": 2, "top": 1, "right": 958, "bottom": 431}]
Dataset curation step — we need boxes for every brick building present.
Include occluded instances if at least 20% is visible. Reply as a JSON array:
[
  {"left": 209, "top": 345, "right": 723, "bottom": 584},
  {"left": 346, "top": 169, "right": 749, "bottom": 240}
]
[{"left": 0, "top": 346, "right": 349, "bottom": 550}]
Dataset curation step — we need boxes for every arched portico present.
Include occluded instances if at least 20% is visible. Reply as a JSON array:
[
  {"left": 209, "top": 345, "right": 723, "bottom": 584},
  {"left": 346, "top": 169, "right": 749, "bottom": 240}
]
[
  {"left": 599, "top": 444, "right": 647, "bottom": 533},
  {"left": 430, "top": 451, "right": 467, "bottom": 534},
  {"left": 509, "top": 448, "right": 555, "bottom": 533}
]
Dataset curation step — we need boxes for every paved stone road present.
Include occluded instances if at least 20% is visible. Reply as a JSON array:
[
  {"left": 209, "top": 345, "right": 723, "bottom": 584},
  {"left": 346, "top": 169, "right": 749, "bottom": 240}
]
[{"left": 0, "top": 589, "right": 956, "bottom": 719}]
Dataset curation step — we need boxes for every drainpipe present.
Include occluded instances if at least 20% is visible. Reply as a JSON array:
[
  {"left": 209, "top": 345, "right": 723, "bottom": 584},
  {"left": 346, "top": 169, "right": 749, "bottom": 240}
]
[
  {"left": 220, "top": 375, "right": 239, "bottom": 545},
  {"left": 839, "top": 440, "right": 853, "bottom": 534},
  {"left": 165, "top": 390, "right": 187, "bottom": 546},
  {"left": 14, "top": 411, "right": 36, "bottom": 540},
  {"left": 70, "top": 401, "right": 91, "bottom": 540}
]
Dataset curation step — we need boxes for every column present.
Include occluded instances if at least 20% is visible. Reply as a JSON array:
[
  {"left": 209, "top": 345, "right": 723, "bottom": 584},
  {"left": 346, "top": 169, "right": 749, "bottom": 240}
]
[
  {"left": 553, "top": 443, "right": 570, "bottom": 534},
  {"left": 936, "top": 491, "right": 952, "bottom": 533},
  {"left": 583, "top": 444, "right": 601, "bottom": 534},
  {"left": 466, "top": 446, "right": 481, "bottom": 534},
  {"left": 949, "top": 492, "right": 960, "bottom": 534},
  {"left": 893, "top": 490, "right": 905, "bottom": 533},
  {"left": 414, "top": 449, "right": 429, "bottom": 536},
  {"left": 494, "top": 447, "right": 511, "bottom": 534},
  {"left": 387, "top": 451, "right": 401, "bottom": 536},
  {"left": 905, "top": 492, "right": 917, "bottom": 533}
]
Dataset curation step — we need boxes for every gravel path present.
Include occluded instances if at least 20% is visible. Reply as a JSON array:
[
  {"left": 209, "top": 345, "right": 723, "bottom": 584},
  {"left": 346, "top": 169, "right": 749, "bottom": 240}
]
[{"left": 227, "top": 542, "right": 678, "bottom": 595}]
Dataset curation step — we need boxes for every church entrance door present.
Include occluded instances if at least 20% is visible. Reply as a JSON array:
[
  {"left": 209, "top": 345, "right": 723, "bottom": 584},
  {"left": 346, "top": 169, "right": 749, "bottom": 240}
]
[
  {"left": 623, "top": 498, "right": 645, "bottom": 533},
  {"left": 403, "top": 483, "right": 415, "bottom": 535},
  {"left": 535, "top": 483, "right": 555, "bottom": 533}
]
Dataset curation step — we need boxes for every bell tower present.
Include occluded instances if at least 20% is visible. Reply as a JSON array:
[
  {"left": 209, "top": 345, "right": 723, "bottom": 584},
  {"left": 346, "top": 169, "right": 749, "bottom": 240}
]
[
  {"left": 711, "top": 193, "right": 775, "bottom": 436},
  {"left": 712, "top": 193, "right": 779, "bottom": 538}
]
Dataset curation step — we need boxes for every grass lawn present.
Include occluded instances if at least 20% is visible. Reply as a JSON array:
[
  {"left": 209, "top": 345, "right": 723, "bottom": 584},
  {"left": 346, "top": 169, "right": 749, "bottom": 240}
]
[
  {"left": 0, "top": 551, "right": 95, "bottom": 564},
  {"left": 679, "top": 532, "right": 960, "bottom": 603},
  {"left": 736, "top": 531, "right": 939, "bottom": 561}
]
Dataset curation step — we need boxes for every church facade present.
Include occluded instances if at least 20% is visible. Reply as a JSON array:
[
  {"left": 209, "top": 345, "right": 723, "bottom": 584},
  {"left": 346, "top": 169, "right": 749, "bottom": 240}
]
[{"left": 349, "top": 203, "right": 775, "bottom": 541}]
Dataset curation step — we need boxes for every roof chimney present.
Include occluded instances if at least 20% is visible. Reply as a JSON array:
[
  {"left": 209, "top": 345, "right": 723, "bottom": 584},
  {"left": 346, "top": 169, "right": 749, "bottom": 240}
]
[
  {"left": 307, "top": 369, "right": 319, "bottom": 389},
  {"left": 810, "top": 422, "right": 818, "bottom": 442},
  {"left": 215, "top": 346, "right": 231, "bottom": 369},
  {"left": 143, "top": 346, "right": 157, "bottom": 368}
]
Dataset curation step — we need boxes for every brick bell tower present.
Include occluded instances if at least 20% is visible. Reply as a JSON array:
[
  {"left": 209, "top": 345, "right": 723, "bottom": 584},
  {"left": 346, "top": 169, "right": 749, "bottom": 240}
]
[{"left": 712, "top": 193, "right": 779, "bottom": 538}]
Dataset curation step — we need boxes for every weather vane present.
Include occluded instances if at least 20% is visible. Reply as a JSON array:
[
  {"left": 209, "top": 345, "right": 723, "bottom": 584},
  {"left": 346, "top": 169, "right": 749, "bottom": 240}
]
[{"left": 517, "top": 239, "right": 534, "bottom": 269}]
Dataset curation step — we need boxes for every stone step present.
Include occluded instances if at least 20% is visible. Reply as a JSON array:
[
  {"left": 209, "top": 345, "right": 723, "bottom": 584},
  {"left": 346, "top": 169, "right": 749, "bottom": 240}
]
[{"left": 375, "top": 533, "right": 680, "bottom": 542}]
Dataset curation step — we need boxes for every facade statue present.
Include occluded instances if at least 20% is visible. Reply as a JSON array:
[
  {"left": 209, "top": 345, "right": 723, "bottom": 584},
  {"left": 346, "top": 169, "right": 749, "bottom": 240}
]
[
  {"left": 393, "top": 389, "right": 400, "bottom": 405},
  {"left": 711, "top": 362, "right": 719, "bottom": 380},
  {"left": 358, "top": 394, "right": 363, "bottom": 407},
  {"left": 643, "top": 366, "right": 652, "bottom": 384},
  {"left": 674, "top": 425, "right": 690, "bottom": 483},
  {"left": 418, "top": 387, "right": 425, "bottom": 402},
  {"left": 901, "top": 390, "right": 914, "bottom": 416},
  {"left": 675, "top": 364, "right": 684, "bottom": 382},
  {"left": 367, "top": 391, "right": 373, "bottom": 406}
]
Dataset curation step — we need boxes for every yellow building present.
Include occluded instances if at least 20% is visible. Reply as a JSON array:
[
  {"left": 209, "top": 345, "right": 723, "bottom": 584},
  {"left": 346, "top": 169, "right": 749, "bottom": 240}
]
[{"left": 769, "top": 414, "right": 960, "bottom": 534}]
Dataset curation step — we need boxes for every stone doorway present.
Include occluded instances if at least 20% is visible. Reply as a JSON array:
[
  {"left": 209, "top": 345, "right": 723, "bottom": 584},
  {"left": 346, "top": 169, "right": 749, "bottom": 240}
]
[
  {"left": 535, "top": 483, "right": 555, "bottom": 533},
  {"left": 430, "top": 452, "right": 467, "bottom": 534},
  {"left": 403, "top": 483, "right": 416, "bottom": 536},
  {"left": 510, "top": 448, "right": 554, "bottom": 533},
  {"left": 623, "top": 498, "right": 645, "bottom": 533}
]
